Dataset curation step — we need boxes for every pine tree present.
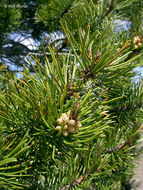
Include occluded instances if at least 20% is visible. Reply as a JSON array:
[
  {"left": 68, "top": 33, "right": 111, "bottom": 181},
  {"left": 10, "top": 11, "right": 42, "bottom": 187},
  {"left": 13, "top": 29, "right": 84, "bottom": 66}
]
[{"left": 0, "top": 0, "right": 143, "bottom": 189}]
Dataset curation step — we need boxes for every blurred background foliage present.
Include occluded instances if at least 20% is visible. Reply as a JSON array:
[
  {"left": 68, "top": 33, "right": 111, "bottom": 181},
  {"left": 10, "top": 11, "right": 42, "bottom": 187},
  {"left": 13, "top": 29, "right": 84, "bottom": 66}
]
[{"left": 0, "top": 0, "right": 143, "bottom": 70}]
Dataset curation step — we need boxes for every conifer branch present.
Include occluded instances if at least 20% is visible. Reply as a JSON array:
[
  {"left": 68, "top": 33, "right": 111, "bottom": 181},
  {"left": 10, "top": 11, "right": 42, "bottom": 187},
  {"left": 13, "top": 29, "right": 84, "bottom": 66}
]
[
  {"left": 59, "top": 167, "right": 92, "bottom": 190},
  {"left": 103, "top": 0, "right": 115, "bottom": 18},
  {"left": 107, "top": 125, "right": 143, "bottom": 153}
]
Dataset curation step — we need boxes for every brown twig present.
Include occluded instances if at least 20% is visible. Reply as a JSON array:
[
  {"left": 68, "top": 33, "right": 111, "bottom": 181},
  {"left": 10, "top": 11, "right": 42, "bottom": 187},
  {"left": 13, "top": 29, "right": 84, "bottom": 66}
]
[
  {"left": 59, "top": 167, "right": 92, "bottom": 190},
  {"left": 103, "top": 0, "right": 115, "bottom": 18},
  {"left": 107, "top": 125, "right": 143, "bottom": 153}
]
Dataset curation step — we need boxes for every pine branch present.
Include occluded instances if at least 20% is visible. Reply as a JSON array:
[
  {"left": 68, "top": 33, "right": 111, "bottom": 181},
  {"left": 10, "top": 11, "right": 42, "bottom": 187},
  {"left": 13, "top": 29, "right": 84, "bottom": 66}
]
[
  {"left": 59, "top": 167, "right": 92, "bottom": 190},
  {"left": 49, "top": 37, "right": 67, "bottom": 46},
  {"left": 107, "top": 125, "right": 143, "bottom": 153},
  {"left": 103, "top": 0, "right": 115, "bottom": 18}
]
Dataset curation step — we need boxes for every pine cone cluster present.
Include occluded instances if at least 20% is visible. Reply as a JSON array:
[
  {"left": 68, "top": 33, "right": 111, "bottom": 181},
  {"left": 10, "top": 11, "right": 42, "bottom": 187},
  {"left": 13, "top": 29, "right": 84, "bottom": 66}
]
[
  {"left": 134, "top": 36, "right": 143, "bottom": 49},
  {"left": 56, "top": 111, "right": 82, "bottom": 137}
]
